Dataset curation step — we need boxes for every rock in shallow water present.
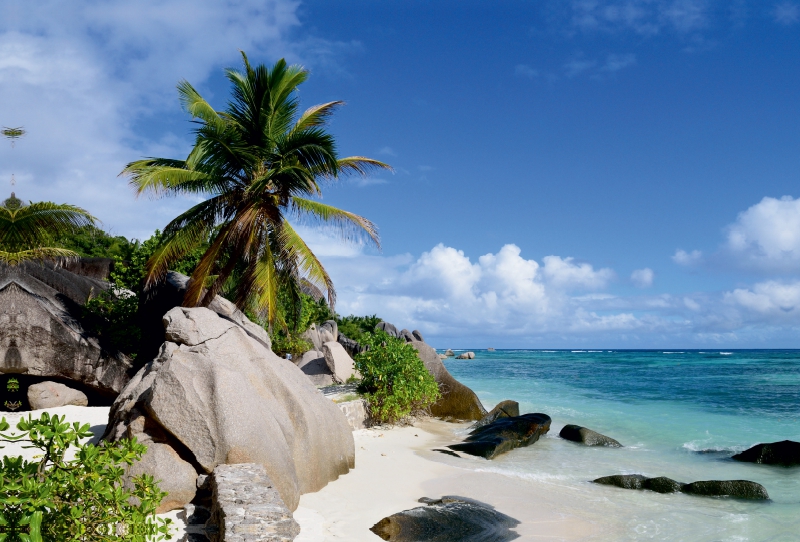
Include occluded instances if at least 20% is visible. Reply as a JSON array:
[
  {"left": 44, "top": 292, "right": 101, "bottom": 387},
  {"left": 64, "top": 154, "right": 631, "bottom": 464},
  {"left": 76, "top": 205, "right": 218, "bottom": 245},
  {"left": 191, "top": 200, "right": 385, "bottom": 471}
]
[
  {"left": 472, "top": 400, "right": 520, "bottom": 430},
  {"left": 593, "top": 474, "right": 769, "bottom": 500},
  {"left": 732, "top": 440, "right": 800, "bottom": 467},
  {"left": 447, "top": 413, "right": 551, "bottom": 459},
  {"left": 559, "top": 424, "right": 622, "bottom": 447},
  {"left": 369, "top": 496, "right": 520, "bottom": 542}
]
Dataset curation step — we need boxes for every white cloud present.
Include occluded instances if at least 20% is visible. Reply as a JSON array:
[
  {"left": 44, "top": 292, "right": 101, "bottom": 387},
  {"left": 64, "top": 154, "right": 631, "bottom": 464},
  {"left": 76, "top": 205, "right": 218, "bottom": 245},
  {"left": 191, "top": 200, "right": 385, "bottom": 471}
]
[
  {"left": 725, "top": 196, "right": 800, "bottom": 271},
  {"left": 301, "top": 235, "right": 800, "bottom": 346},
  {"left": 564, "top": 58, "right": 597, "bottom": 77},
  {"left": 541, "top": 255, "right": 615, "bottom": 289},
  {"left": 0, "top": 0, "right": 357, "bottom": 240},
  {"left": 774, "top": 2, "right": 800, "bottom": 24},
  {"left": 515, "top": 64, "right": 539, "bottom": 79},
  {"left": 725, "top": 280, "right": 800, "bottom": 317},
  {"left": 378, "top": 146, "right": 396, "bottom": 156},
  {"left": 673, "top": 249, "right": 702, "bottom": 265},
  {"left": 631, "top": 267, "right": 654, "bottom": 288}
]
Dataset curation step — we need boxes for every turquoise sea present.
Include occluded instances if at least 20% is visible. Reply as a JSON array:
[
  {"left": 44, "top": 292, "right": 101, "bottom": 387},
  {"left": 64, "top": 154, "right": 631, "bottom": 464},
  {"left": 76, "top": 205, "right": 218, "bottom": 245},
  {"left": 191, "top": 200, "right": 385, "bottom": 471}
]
[{"left": 442, "top": 350, "right": 800, "bottom": 541}]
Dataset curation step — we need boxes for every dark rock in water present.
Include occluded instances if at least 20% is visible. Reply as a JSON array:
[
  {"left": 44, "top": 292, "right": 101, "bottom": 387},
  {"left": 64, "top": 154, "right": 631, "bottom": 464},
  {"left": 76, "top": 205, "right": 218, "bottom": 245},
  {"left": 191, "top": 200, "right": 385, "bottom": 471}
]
[
  {"left": 369, "top": 496, "right": 520, "bottom": 542},
  {"left": 593, "top": 474, "right": 648, "bottom": 490},
  {"left": 412, "top": 330, "right": 425, "bottom": 342},
  {"left": 732, "top": 440, "right": 800, "bottom": 467},
  {"left": 643, "top": 477, "right": 685, "bottom": 494},
  {"left": 594, "top": 475, "right": 768, "bottom": 500},
  {"left": 681, "top": 480, "right": 769, "bottom": 500},
  {"left": 448, "top": 413, "right": 551, "bottom": 459},
  {"left": 472, "top": 400, "right": 520, "bottom": 430},
  {"left": 376, "top": 321, "right": 399, "bottom": 338},
  {"left": 409, "top": 340, "right": 487, "bottom": 421},
  {"left": 559, "top": 424, "right": 622, "bottom": 447}
]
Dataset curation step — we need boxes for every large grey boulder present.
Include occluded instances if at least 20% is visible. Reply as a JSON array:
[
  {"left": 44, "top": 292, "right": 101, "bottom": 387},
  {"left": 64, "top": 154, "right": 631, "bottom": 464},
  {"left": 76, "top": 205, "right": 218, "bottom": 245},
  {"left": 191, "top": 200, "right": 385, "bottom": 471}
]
[
  {"left": 472, "top": 400, "right": 519, "bottom": 430},
  {"left": 319, "top": 320, "right": 338, "bottom": 344},
  {"left": 323, "top": 341, "right": 356, "bottom": 383},
  {"left": 302, "top": 323, "right": 324, "bottom": 351},
  {"left": 137, "top": 271, "right": 271, "bottom": 364},
  {"left": 376, "top": 321, "right": 399, "bottom": 338},
  {"left": 103, "top": 306, "right": 355, "bottom": 512},
  {"left": 297, "top": 350, "right": 334, "bottom": 387},
  {"left": 27, "top": 381, "right": 88, "bottom": 409},
  {"left": 410, "top": 340, "right": 486, "bottom": 421},
  {"left": 456, "top": 352, "right": 475, "bottom": 360},
  {"left": 593, "top": 475, "right": 769, "bottom": 500},
  {"left": 0, "top": 262, "right": 132, "bottom": 397}
]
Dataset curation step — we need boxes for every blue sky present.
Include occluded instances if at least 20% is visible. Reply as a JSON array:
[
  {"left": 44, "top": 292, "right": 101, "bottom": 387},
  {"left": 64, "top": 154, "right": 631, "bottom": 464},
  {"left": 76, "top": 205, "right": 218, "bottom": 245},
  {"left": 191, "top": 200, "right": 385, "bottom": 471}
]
[{"left": 2, "top": 0, "right": 800, "bottom": 347}]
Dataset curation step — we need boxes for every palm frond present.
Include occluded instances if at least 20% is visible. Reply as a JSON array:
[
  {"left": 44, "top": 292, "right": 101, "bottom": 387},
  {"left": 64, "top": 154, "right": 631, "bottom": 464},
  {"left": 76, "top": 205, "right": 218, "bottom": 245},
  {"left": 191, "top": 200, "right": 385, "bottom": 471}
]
[{"left": 290, "top": 197, "right": 380, "bottom": 249}]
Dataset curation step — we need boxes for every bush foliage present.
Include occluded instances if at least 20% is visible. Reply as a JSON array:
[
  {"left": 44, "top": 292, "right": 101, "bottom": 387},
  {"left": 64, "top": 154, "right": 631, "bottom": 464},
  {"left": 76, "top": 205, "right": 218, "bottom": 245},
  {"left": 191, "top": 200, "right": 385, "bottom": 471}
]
[
  {"left": 354, "top": 331, "right": 440, "bottom": 423},
  {"left": 335, "top": 314, "right": 382, "bottom": 343},
  {"left": 0, "top": 413, "right": 172, "bottom": 542}
]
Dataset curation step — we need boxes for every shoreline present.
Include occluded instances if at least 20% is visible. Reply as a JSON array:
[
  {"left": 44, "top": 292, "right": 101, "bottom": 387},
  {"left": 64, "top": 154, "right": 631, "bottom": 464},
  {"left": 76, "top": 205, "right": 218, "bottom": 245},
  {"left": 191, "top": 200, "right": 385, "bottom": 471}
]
[{"left": 295, "top": 417, "right": 601, "bottom": 541}]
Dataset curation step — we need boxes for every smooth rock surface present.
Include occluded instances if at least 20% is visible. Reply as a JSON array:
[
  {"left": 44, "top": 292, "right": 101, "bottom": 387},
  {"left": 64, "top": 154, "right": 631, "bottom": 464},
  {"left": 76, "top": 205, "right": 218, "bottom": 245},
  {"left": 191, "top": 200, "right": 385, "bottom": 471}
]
[
  {"left": 732, "top": 440, "right": 800, "bottom": 467},
  {"left": 399, "top": 329, "right": 415, "bottom": 343},
  {"left": 444, "top": 349, "right": 455, "bottom": 357},
  {"left": 559, "top": 424, "right": 622, "bottom": 447},
  {"left": 681, "top": 480, "right": 770, "bottom": 500},
  {"left": 126, "top": 440, "right": 198, "bottom": 514},
  {"left": 456, "top": 352, "right": 475, "bottom": 360},
  {"left": 319, "top": 320, "right": 338, "bottom": 344},
  {"left": 472, "top": 400, "right": 519, "bottom": 430},
  {"left": 411, "top": 330, "right": 425, "bottom": 342},
  {"left": 409, "top": 340, "right": 486, "bottom": 421},
  {"left": 448, "top": 413, "right": 551, "bottom": 459},
  {"left": 27, "top": 381, "right": 88, "bottom": 409},
  {"left": 370, "top": 496, "right": 520, "bottom": 542},
  {"left": 376, "top": 321, "right": 399, "bottom": 338},
  {"left": 337, "top": 333, "right": 365, "bottom": 358},
  {"left": 138, "top": 271, "right": 271, "bottom": 363},
  {"left": 594, "top": 475, "right": 768, "bottom": 499},
  {"left": 103, "top": 306, "right": 355, "bottom": 512},
  {"left": 297, "top": 351, "right": 334, "bottom": 387},
  {"left": 0, "top": 262, "right": 132, "bottom": 396},
  {"left": 322, "top": 341, "right": 356, "bottom": 383},
  {"left": 593, "top": 474, "right": 683, "bottom": 493}
]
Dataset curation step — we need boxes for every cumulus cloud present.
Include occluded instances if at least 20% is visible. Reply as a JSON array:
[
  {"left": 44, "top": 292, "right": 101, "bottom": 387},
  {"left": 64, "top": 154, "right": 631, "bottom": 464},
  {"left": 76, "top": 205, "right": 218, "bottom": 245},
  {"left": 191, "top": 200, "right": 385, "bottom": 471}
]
[
  {"left": 0, "top": 0, "right": 358, "bottom": 240},
  {"left": 631, "top": 267, "right": 654, "bottom": 288},
  {"left": 725, "top": 196, "right": 800, "bottom": 271},
  {"left": 673, "top": 249, "right": 702, "bottom": 265},
  {"left": 724, "top": 280, "right": 800, "bottom": 318}
]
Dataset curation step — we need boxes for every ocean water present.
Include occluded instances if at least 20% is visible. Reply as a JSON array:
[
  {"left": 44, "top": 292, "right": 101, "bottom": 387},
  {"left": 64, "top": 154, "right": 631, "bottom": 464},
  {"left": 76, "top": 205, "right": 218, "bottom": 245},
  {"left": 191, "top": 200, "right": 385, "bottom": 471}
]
[{"left": 442, "top": 350, "right": 800, "bottom": 541}]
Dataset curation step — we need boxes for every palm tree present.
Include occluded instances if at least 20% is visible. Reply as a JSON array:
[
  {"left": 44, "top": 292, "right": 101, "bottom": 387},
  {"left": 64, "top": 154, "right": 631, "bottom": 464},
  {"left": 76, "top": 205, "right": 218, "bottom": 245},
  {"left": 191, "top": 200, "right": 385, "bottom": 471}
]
[
  {"left": 122, "top": 53, "right": 390, "bottom": 325},
  {"left": 0, "top": 193, "right": 96, "bottom": 266}
]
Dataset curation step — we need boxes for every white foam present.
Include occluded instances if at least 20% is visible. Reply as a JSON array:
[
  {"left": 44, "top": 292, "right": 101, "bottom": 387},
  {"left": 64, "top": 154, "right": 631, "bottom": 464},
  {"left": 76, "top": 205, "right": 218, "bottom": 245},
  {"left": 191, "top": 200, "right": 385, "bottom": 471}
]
[{"left": 720, "top": 352, "right": 733, "bottom": 355}]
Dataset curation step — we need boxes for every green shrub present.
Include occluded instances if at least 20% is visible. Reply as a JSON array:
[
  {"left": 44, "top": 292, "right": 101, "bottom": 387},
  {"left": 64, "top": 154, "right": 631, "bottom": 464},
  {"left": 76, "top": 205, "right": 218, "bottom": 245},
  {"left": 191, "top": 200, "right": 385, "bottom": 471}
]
[
  {"left": 0, "top": 412, "right": 172, "bottom": 541},
  {"left": 354, "top": 331, "right": 440, "bottom": 423},
  {"left": 270, "top": 334, "right": 313, "bottom": 360}
]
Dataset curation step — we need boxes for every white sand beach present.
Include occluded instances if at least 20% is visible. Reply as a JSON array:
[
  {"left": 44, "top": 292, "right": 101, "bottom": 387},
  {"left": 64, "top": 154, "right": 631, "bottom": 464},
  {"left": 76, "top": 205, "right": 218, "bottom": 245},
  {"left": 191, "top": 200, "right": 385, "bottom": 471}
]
[
  {"left": 2, "top": 406, "right": 607, "bottom": 541},
  {"left": 295, "top": 418, "right": 599, "bottom": 541}
]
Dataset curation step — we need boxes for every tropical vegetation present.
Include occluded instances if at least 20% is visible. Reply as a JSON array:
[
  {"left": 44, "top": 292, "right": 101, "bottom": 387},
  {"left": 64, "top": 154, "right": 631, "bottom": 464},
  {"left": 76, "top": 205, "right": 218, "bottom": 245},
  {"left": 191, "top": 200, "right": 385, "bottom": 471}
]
[
  {"left": 0, "top": 193, "right": 96, "bottom": 266},
  {"left": 0, "top": 412, "right": 172, "bottom": 541},
  {"left": 122, "top": 53, "right": 390, "bottom": 330},
  {"left": 354, "top": 331, "right": 441, "bottom": 424}
]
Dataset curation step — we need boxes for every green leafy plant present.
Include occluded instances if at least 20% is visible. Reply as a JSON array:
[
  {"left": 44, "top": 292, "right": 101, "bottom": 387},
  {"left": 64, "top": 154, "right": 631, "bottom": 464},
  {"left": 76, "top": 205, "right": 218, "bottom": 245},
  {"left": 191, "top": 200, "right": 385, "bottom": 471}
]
[
  {"left": 354, "top": 331, "right": 440, "bottom": 424},
  {"left": 0, "top": 413, "right": 172, "bottom": 542}
]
